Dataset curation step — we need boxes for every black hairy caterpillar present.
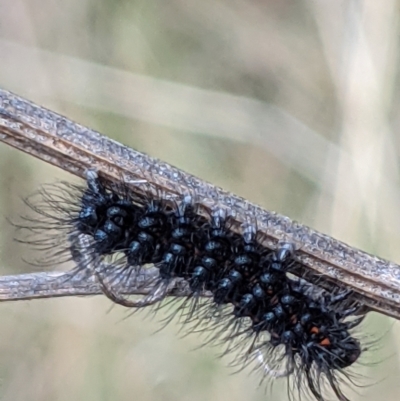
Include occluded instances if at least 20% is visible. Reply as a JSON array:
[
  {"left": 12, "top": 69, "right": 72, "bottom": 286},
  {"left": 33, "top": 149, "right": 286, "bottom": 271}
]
[{"left": 18, "top": 170, "right": 367, "bottom": 401}]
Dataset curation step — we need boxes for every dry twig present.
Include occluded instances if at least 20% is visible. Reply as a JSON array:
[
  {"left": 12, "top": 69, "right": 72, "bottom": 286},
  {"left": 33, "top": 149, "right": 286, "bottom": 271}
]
[
  {"left": 0, "top": 268, "right": 198, "bottom": 302},
  {"left": 1, "top": 88, "right": 400, "bottom": 318}
]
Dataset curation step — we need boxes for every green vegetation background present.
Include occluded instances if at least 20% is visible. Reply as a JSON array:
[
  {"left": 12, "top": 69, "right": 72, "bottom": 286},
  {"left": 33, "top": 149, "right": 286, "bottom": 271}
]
[{"left": 0, "top": 1, "right": 399, "bottom": 400}]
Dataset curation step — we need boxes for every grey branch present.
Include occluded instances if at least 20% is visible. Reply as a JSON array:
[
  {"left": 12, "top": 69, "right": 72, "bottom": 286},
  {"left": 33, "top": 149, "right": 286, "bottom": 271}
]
[
  {"left": 0, "top": 267, "right": 198, "bottom": 302},
  {"left": 1, "top": 88, "right": 400, "bottom": 318}
]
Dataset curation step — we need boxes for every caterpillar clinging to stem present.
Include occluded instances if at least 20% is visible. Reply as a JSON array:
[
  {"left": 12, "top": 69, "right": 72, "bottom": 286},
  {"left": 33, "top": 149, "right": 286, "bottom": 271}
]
[{"left": 0, "top": 88, "right": 396, "bottom": 400}]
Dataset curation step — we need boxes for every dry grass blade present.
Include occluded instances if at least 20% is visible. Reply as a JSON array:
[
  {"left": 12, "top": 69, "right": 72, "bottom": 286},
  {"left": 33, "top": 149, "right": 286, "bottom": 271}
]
[{"left": 1, "top": 88, "right": 400, "bottom": 318}]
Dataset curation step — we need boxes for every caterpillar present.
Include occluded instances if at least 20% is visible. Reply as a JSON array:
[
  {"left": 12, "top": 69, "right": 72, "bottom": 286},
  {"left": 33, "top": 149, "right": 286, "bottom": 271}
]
[{"left": 18, "top": 170, "right": 367, "bottom": 401}]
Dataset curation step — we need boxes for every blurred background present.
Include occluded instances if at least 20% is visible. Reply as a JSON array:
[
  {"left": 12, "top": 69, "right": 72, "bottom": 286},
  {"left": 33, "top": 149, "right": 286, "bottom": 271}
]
[{"left": 0, "top": 0, "right": 400, "bottom": 400}]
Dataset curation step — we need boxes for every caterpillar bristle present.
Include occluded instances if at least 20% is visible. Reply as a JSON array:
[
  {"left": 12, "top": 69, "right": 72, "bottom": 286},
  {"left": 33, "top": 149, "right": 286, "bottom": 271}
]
[{"left": 16, "top": 170, "right": 369, "bottom": 401}]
